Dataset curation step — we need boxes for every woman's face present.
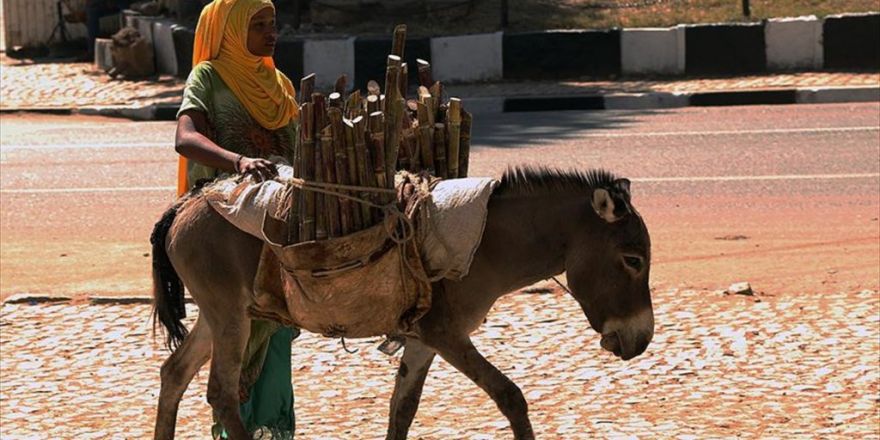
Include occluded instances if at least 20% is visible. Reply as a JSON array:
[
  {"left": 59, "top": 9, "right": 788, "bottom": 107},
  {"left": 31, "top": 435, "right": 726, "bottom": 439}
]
[{"left": 247, "top": 7, "right": 277, "bottom": 57}]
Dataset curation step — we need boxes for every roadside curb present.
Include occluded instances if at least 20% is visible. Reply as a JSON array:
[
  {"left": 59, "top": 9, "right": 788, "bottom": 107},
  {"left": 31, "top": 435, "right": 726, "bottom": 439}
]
[
  {"left": 501, "top": 86, "right": 879, "bottom": 112},
  {"left": 0, "top": 86, "right": 876, "bottom": 119}
]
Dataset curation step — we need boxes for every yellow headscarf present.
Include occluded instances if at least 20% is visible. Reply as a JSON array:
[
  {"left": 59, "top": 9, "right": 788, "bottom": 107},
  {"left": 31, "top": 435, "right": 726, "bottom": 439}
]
[{"left": 177, "top": 0, "right": 299, "bottom": 196}]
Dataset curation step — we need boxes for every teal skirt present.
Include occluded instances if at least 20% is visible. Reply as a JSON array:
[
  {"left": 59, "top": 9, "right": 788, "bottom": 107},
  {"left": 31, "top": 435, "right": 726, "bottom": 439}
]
[{"left": 213, "top": 322, "right": 299, "bottom": 439}]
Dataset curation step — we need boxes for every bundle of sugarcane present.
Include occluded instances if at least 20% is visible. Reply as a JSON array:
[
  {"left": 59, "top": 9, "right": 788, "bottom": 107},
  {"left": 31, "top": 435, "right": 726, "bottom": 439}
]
[{"left": 291, "top": 24, "right": 473, "bottom": 242}]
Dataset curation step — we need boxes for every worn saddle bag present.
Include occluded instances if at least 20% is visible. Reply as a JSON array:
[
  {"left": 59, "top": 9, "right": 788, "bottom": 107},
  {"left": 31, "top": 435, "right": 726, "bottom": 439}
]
[{"left": 252, "top": 214, "right": 432, "bottom": 339}]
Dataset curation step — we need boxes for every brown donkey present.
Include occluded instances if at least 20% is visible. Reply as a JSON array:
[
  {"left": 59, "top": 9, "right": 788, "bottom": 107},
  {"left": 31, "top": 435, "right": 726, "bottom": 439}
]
[{"left": 151, "top": 167, "right": 654, "bottom": 440}]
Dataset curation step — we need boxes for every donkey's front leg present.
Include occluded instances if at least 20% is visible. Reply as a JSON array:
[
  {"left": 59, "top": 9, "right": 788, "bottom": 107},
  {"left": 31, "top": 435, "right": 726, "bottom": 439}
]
[
  {"left": 386, "top": 338, "right": 437, "bottom": 440},
  {"left": 432, "top": 336, "right": 535, "bottom": 440}
]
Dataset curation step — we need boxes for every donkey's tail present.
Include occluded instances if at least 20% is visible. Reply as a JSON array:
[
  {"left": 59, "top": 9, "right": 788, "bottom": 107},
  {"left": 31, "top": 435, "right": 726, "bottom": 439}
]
[{"left": 150, "top": 202, "right": 189, "bottom": 351}]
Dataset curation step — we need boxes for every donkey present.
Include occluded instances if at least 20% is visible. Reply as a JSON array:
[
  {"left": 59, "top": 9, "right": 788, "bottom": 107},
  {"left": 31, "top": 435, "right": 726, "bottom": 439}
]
[{"left": 151, "top": 166, "right": 654, "bottom": 440}]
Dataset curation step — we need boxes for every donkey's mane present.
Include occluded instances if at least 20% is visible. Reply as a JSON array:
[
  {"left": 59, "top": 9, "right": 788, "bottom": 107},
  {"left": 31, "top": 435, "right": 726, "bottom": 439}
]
[{"left": 495, "top": 166, "right": 619, "bottom": 196}]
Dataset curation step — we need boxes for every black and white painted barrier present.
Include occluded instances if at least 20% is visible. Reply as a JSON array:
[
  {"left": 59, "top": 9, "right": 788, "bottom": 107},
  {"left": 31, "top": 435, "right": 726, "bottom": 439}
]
[{"left": 159, "top": 12, "right": 877, "bottom": 84}]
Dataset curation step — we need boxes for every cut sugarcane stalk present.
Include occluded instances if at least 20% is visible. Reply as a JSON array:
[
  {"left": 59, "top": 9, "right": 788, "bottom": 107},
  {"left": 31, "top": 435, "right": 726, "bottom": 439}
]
[
  {"left": 300, "top": 73, "right": 315, "bottom": 104},
  {"left": 383, "top": 55, "right": 403, "bottom": 187},
  {"left": 312, "top": 93, "right": 327, "bottom": 240},
  {"left": 406, "top": 99, "right": 419, "bottom": 115},
  {"left": 416, "top": 59, "right": 432, "bottom": 88},
  {"left": 320, "top": 125, "right": 341, "bottom": 238},
  {"left": 346, "top": 90, "right": 362, "bottom": 120},
  {"left": 367, "top": 80, "right": 381, "bottom": 97},
  {"left": 329, "top": 108, "right": 353, "bottom": 235},
  {"left": 429, "top": 81, "right": 443, "bottom": 118},
  {"left": 369, "top": 111, "right": 387, "bottom": 192},
  {"left": 312, "top": 93, "right": 327, "bottom": 131},
  {"left": 446, "top": 97, "right": 461, "bottom": 179},
  {"left": 402, "top": 128, "right": 419, "bottom": 171},
  {"left": 416, "top": 101, "right": 434, "bottom": 171},
  {"left": 392, "top": 24, "right": 406, "bottom": 58},
  {"left": 328, "top": 92, "right": 342, "bottom": 108},
  {"left": 418, "top": 86, "right": 435, "bottom": 127},
  {"left": 366, "top": 94, "right": 380, "bottom": 121},
  {"left": 314, "top": 132, "right": 326, "bottom": 240},
  {"left": 334, "top": 74, "right": 348, "bottom": 95},
  {"left": 399, "top": 62, "right": 408, "bottom": 99},
  {"left": 353, "top": 116, "right": 378, "bottom": 225},
  {"left": 343, "top": 117, "right": 363, "bottom": 231},
  {"left": 384, "top": 55, "right": 402, "bottom": 98},
  {"left": 459, "top": 110, "right": 472, "bottom": 178},
  {"left": 433, "top": 122, "right": 447, "bottom": 178},
  {"left": 299, "top": 102, "right": 316, "bottom": 241}
]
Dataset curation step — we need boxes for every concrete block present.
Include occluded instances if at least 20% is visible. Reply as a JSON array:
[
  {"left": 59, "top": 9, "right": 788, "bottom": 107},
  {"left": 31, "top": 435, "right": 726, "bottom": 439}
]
[
  {"left": 171, "top": 25, "right": 195, "bottom": 78},
  {"left": 765, "top": 16, "right": 822, "bottom": 70},
  {"left": 123, "top": 10, "right": 141, "bottom": 29},
  {"left": 94, "top": 38, "right": 114, "bottom": 71},
  {"left": 134, "top": 16, "right": 160, "bottom": 44},
  {"left": 504, "top": 30, "right": 621, "bottom": 79},
  {"left": 152, "top": 19, "right": 178, "bottom": 76},
  {"left": 621, "top": 27, "right": 685, "bottom": 75},
  {"left": 685, "top": 23, "right": 766, "bottom": 75},
  {"left": 303, "top": 38, "right": 356, "bottom": 91},
  {"left": 431, "top": 32, "right": 503, "bottom": 83},
  {"left": 823, "top": 13, "right": 880, "bottom": 69},
  {"left": 689, "top": 90, "right": 797, "bottom": 106},
  {"left": 604, "top": 92, "right": 689, "bottom": 109},
  {"left": 796, "top": 87, "right": 880, "bottom": 104}
]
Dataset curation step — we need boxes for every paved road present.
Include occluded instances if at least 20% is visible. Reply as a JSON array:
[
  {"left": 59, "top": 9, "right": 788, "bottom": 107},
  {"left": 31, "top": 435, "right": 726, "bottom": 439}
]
[
  {"left": 0, "top": 104, "right": 878, "bottom": 438},
  {"left": 2, "top": 103, "right": 878, "bottom": 298},
  {"left": 1, "top": 288, "right": 877, "bottom": 438}
]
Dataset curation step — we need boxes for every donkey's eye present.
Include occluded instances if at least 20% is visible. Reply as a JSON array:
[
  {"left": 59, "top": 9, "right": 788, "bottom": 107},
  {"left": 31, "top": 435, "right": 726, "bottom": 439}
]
[{"left": 623, "top": 255, "right": 643, "bottom": 271}]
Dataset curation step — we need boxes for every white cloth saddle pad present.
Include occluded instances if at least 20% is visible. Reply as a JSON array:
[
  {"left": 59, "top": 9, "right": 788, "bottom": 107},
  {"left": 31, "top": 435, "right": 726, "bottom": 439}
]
[
  {"left": 206, "top": 168, "right": 497, "bottom": 281},
  {"left": 204, "top": 164, "right": 294, "bottom": 240},
  {"left": 419, "top": 177, "right": 498, "bottom": 280}
]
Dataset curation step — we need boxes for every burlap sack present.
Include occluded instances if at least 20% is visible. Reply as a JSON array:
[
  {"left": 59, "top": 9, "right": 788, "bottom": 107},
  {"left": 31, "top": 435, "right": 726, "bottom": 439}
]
[
  {"left": 252, "top": 214, "right": 432, "bottom": 338},
  {"left": 109, "top": 26, "right": 155, "bottom": 78}
]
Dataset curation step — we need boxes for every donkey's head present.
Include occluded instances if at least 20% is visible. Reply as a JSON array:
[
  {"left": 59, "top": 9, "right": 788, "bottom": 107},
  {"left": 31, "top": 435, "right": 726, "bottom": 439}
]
[{"left": 564, "top": 173, "right": 653, "bottom": 361}]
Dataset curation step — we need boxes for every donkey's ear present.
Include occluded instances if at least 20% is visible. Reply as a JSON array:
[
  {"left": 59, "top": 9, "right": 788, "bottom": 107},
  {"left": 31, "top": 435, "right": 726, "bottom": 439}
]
[
  {"left": 613, "top": 178, "right": 632, "bottom": 199},
  {"left": 592, "top": 188, "right": 622, "bottom": 223}
]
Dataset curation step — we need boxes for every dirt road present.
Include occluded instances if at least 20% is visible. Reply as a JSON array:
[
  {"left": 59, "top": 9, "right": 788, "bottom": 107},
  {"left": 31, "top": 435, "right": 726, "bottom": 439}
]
[{"left": 2, "top": 103, "right": 878, "bottom": 298}]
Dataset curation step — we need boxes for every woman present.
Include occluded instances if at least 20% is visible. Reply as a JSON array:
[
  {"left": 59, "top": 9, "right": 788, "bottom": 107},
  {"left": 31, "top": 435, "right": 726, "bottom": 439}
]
[{"left": 174, "top": 0, "right": 299, "bottom": 438}]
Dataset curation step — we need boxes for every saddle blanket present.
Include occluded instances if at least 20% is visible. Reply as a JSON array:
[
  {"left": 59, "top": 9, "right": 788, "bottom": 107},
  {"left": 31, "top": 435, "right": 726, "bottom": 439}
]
[{"left": 204, "top": 167, "right": 498, "bottom": 281}]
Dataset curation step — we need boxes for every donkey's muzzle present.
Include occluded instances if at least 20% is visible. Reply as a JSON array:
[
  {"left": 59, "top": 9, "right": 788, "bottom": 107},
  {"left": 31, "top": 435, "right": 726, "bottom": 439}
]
[{"left": 600, "top": 308, "right": 654, "bottom": 360}]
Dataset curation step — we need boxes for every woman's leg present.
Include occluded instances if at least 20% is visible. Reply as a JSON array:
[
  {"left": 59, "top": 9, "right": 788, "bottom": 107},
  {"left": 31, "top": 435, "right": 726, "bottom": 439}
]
[
  {"left": 213, "top": 321, "right": 299, "bottom": 439},
  {"left": 241, "top": 326, "right": 298, "bottom": 437}
]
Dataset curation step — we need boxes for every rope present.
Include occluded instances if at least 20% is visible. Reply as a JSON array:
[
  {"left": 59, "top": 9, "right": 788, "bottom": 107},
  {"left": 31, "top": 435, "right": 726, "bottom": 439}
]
[
  {"left": 281, "top": 176, "right": 396, "bottom": 210},
  {"left": 282, "top": 171, "right": 448, "bottom": 285},
  {"left": 551, "top": 276, "right": 574, "bottom": 295},
  {"left": 276, "top": 171, "right": 456, "bottom": 338},
  {"left": 340, "top": 337, "right": 358, "bottom": 354}
]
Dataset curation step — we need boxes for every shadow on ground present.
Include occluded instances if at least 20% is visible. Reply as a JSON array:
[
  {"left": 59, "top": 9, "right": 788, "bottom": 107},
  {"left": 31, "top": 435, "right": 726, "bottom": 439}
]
[{"left": 472, "top": 108, "right": 661, "bottom": 148}]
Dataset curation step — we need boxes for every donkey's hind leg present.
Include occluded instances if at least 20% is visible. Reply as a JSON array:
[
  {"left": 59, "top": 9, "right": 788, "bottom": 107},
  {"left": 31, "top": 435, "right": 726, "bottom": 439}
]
[
  {"left": 429, "top": 335, "right": 535, "bottom": 440},
  {"left": 154, "top": 317, "right": 212, "bottom": 440},
  {"left": 385, "top": 338, "right": 436, "bottom": 440},
  {"left": 204, "top": 308, "right": 251, "bottom": 440}
]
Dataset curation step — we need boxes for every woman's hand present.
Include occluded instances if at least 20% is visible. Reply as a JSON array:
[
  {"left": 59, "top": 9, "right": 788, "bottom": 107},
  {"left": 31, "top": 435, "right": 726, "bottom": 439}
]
[{"left": 236, "top": 156, "right": 278, "bottom": 182}]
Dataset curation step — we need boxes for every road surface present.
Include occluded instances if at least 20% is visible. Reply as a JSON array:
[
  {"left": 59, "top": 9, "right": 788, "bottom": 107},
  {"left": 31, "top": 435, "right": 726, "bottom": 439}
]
[
  {"left": 2, "top": 103, "right": 878, "bottom": 299},
  {"left": 0, "top": 103, "right": 878, "bottom": 438}
]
